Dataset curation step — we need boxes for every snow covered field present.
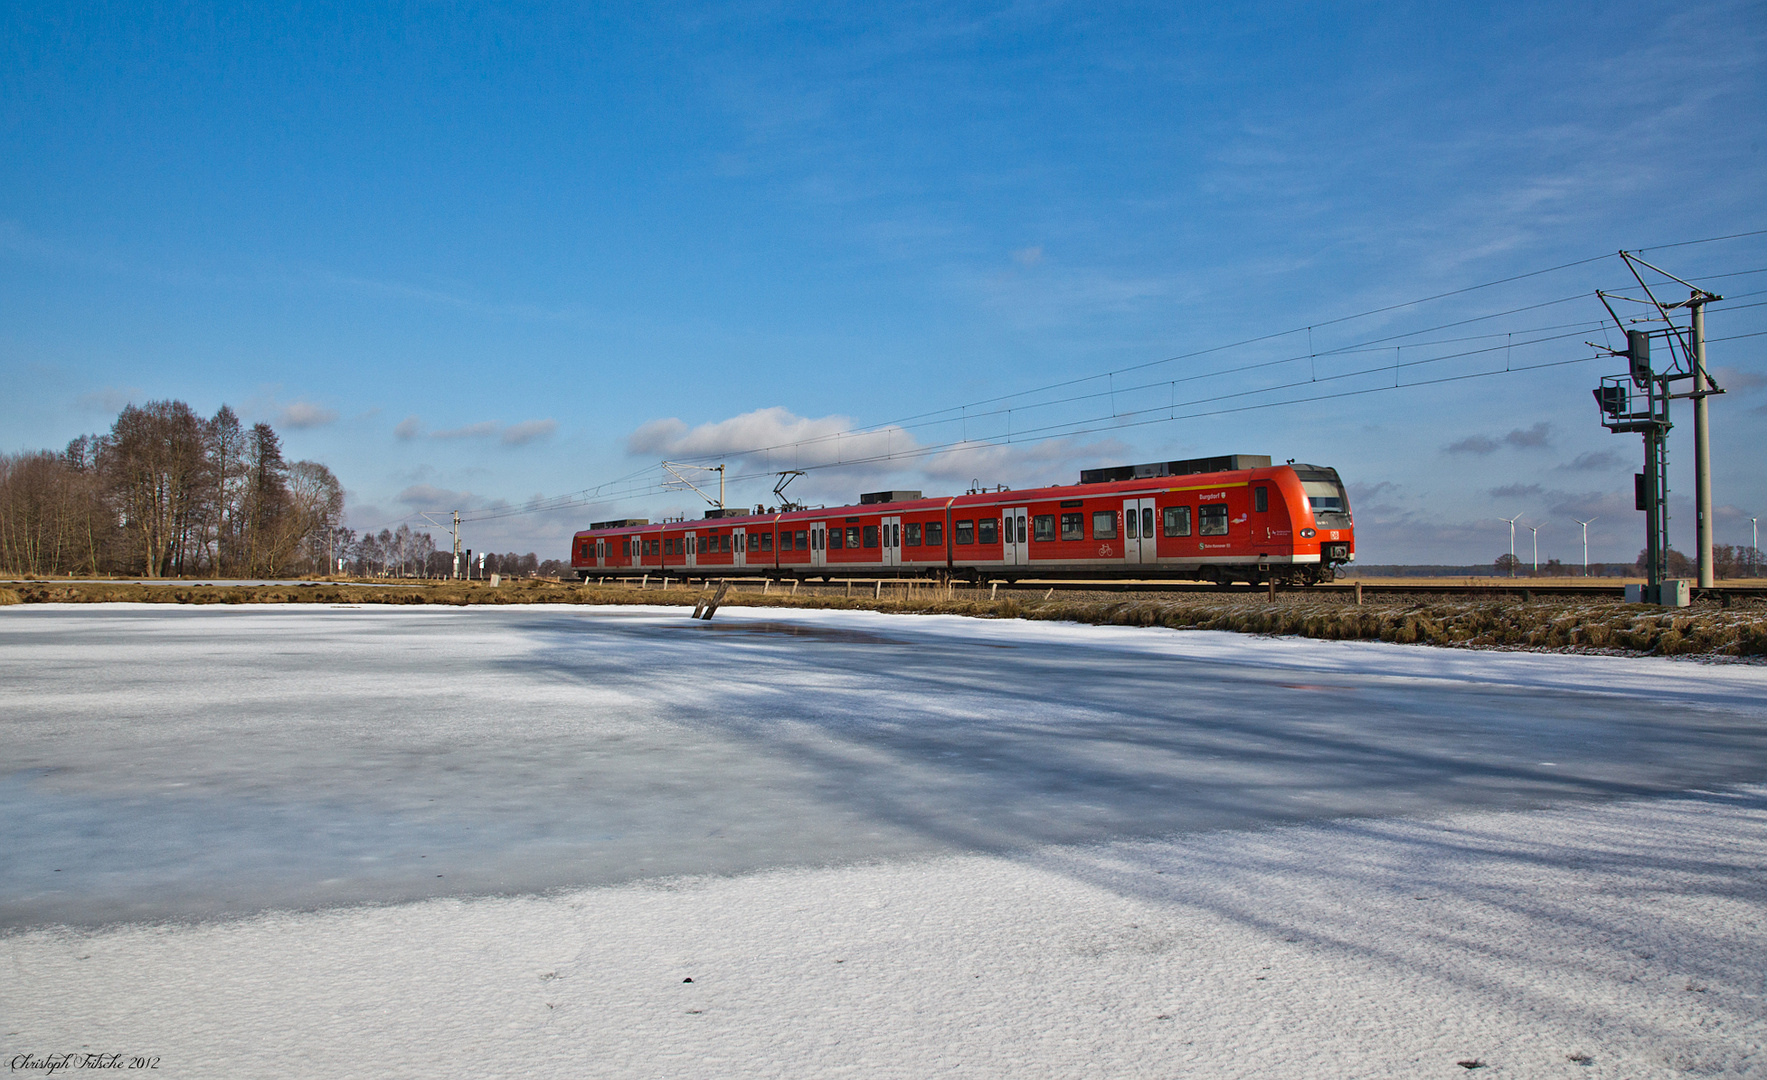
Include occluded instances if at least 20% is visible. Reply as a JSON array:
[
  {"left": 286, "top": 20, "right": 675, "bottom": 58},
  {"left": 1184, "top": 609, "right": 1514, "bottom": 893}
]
[{"left": 4, "top": 604, "right": 1766, "bottom": 1077}]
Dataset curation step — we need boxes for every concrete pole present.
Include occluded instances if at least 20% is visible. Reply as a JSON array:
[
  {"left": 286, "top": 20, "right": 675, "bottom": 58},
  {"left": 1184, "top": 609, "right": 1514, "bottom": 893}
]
[
  {"left": 1692, "top": 296, "right": 1713, "bottom": 589},
  {"left": 451, "top": 511, "right": 462, "bottom": 580}
]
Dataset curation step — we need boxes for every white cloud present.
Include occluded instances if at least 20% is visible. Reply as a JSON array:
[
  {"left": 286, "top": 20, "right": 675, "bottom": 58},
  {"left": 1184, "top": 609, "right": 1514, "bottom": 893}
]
[
  {"left": 410, "top": 418, "right": 557, "bottom": 445},
  {"left": 278, "top": 400, "right": 339, "bottom": 429},
  {"left": 1503, "top": 423, "right": 1552, "bottom": 449},
  {"left": 501, "top": 419, "right": 557, "bottom": 446},
  {"left": 1713, "top": 366, "right": 1766, "bottom": 394},
  {"left": 1444, "top": 434, "right": 1499, "bottom": 455},
  {"left": 627, "top": 407, "right": 903, "bottom": 469},
  {"left": 431, "top": 421, "right": 502, "bottom": 440},
  {"left": 1444, "top": 423, "right": 1552, "bottom": 455},
  {"left": 1557, "top": 450, "right": 1623, "bottom": 472},
  {"left": 626, "top": 407, "right": 1131, "bottom": 500},
  {"left": 398, "top": 484, "right": 474, "bottom": 508}
]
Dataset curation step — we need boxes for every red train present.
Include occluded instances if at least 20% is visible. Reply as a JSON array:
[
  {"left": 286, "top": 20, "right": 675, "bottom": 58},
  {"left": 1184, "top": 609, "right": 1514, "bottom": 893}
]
[{"left": 569, "top": 454, "right": 1354, "bottom": 585}]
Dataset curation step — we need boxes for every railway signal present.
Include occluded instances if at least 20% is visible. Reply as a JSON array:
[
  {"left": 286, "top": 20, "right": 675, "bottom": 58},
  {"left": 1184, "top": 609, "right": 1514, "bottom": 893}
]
[{"left": 1590, "top": 253, "right": 1724, "bottom": 604}]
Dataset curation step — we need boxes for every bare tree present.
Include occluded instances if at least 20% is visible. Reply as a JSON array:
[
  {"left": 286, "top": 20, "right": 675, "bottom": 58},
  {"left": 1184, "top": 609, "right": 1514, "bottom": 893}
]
[
  {"left": 241, "top": 423, "right": 290, "bottom": 575},
  {"left": 286, "top": 461, "right": 344, "bottom": 574},
  {"left": 101, "top": 401, "right": 205, "bottom": 577}
]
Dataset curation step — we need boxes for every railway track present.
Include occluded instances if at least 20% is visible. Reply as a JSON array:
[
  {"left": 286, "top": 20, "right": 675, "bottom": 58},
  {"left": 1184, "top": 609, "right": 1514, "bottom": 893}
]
[
  {"left": 993, "top": 578, "right": 1767, "bottom": 601},
  {"left": 579, "top": 571, "right": 1767, "bottom": 603}
]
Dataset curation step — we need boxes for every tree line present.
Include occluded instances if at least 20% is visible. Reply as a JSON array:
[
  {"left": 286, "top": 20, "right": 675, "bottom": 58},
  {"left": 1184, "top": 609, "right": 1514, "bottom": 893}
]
[
  {"left": 1492, "top": 546, "right": 1764, "bottom": 578},
  {"left": 0, "top": 400, "right": 343, "bottom": 578},
  {"left": 325, "top": 527, "right": 563, "bottom": 579}
]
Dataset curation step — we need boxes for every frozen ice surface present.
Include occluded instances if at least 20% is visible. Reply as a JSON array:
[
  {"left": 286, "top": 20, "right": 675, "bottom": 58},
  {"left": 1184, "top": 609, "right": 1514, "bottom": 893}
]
[
  {"left": 3, "top": 602, "right": 1767, "bottom": 927},
  {"left": 4, "top": 604, "right": 1766, "bottom": 1077},
  {"left": 5, "top": 788, "right": 1764, "bottom": 1078}
]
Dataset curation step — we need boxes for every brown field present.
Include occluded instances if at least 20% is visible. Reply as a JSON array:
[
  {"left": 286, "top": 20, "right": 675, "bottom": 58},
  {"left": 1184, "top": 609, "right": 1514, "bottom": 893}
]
[{"left": 3, "top": 575, "right": 1765, "bottom": 657}]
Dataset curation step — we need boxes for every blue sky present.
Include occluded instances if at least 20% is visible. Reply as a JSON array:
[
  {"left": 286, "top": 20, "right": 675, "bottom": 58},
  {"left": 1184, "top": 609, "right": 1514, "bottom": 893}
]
[{"left": 3, "top": 1, "right": 1764, "bottom": 565}]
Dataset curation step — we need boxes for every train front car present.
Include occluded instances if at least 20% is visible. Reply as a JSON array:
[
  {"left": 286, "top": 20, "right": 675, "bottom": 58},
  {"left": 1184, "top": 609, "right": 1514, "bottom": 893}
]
[
  {"left": 973, "top": 454, "right": 1355, "bottom": 585},
  {"left": 1285, "top": 464, "right": 1355, "bottom": 582}
]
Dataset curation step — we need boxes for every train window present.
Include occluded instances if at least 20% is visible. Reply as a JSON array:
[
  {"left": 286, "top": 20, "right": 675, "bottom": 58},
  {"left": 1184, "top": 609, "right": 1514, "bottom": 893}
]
[
  {"left": 863, "top": 525, "right": 879, "bottom": 548},
  {"left": 845, "top": 526, "right": 859, "bottom": 547},
  {"left": 1200, "top": 505, "right": 1229, "bottom": 535},
  {"left": 1032, "top": 514, "right": 1055, "bottom": 542},
  {"left": 1163, "top": 507, "right": 1191, "bottom": 537},
  {"left": 794, "top": 529, "right": 808, "bottom": 550},
  {"left": 1142, "top": 507, "right": 1154, "bottom": 539},
  {"left": 978, "top": 518, "right": 998, "bottom": 545},
  {"left": 955, "top": 520, "right": 974, "bottom": 545},
  {"left": 926, "top": 521, "right": 943, "bottom": 546},
  {"left": 1060, "top": 513, "right": 1083, "bottom": 540},
  {"left": 759, "top": 532, "right": 772, "bottom": 552},
  {"left": 905, "top": 522, "right": 922, "bottom": 546},
  {"left": 1301, "top": 481, "right": 1343, "bottom": 513},
  {"left": 1254, "top": 486, "right": 1268, "bottom": 512},
  {"left": 1092, "top": 511, "right": 1117, "bottom": 540},
  {"left": 828, "top": 527, "right": 843, "bottom": 550},
  {"left": 721, "top": 534, "right": 731, "bottom": 553},
  {"left": 1125, "top": 510, "right": 1138, "bottom": 540},
  {"left": 622, "top": 540, "right": 631, "bottom": 556}
]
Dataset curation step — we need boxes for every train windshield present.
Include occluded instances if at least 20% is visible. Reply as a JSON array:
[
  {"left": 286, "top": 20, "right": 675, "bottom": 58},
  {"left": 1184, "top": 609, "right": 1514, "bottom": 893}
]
[{"left": 1301, "top": 481, "right": 1344, "bottom": 513}]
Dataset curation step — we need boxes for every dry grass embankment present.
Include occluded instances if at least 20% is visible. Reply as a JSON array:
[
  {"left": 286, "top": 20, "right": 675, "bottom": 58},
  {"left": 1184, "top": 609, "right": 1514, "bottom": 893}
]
[{"left": 5, "top": 577, "right": 1765, "bottom": 657}]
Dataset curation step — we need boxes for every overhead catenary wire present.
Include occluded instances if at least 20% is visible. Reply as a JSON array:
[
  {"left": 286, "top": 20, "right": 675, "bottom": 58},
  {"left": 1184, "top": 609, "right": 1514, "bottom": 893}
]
[
  {"left": 457, "top": 325, "right": 1619, "bottom": 519},
  {"left": 415, "top": 233, "right": 1767, "bottom": 526},
  {"left": 449, "top": 269, "right": 1766, "bottom": 522}
]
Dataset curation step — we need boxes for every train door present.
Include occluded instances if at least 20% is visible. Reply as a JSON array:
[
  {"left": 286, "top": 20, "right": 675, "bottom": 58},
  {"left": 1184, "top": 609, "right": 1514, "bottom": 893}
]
[
  {"left": 685, "top": 532, "right": 697, "bottom": 570},
  {"left": 880, "top": 516, "right": 900, "bottom": 567},
  {"left": 810, "top": 522, "right": 826, "bottom": 568},
  {"left": 733, "top": 528, "right": 746, "bottom": 568},
  {"left": 1123, "top": 497, "right": 1156, "bottom": 565},
  {"left": 1001, "top": 506, "right": 1028, "bottom": 566}
]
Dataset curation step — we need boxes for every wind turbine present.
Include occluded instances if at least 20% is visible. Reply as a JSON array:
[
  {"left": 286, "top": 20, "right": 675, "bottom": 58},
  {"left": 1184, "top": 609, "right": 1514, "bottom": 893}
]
[
  {"left": 1527, "top": 521, "right": 1544, "bottom": 577},
  {"left": 1574, "top": 518, "right": 1596, "bottom": 577},
  {"left": 1503, "top": 515, "right": 1522, "bottom": 577}
]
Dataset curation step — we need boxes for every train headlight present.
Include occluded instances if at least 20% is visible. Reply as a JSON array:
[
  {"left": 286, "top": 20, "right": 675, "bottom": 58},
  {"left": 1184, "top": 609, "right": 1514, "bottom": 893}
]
[{"left": 1299, "top": 528, "right": 1316, "bottom": 539}]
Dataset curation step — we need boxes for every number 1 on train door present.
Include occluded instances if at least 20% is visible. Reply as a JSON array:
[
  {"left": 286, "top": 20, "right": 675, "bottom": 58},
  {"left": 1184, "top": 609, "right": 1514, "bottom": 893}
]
[{"left": 1123, "top": 497, "right": 1156, "bottom": 565}]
